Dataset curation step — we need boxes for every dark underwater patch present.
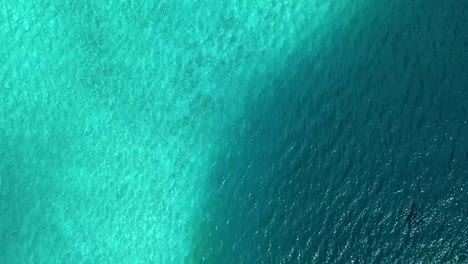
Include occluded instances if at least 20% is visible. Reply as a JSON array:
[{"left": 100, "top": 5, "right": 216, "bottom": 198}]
[{"left": 190, "top": 0, "right": 468, "bottom": 263}]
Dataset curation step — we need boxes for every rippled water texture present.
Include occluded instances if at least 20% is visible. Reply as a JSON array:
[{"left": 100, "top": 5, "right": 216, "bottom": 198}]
[
  {"left": 1, "top": 0, "right": 467, "bottom": 263},
  {"left": 190, "top": 1, "right": 468, "bottom": 263}
]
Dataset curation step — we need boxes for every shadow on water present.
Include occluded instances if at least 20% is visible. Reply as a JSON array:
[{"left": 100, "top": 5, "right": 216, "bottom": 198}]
[{"left": 188, "top": 0, "right": 468, "bottom": 263}]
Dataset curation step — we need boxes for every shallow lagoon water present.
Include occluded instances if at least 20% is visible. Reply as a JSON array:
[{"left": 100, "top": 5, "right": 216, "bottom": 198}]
[{"left": 1, "top": 0, "right": 467, "bottom": 263}]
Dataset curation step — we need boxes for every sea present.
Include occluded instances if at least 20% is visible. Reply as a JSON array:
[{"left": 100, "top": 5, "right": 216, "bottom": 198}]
[{"left": 1, "top": 0, "right": 467, "bottom": 263}]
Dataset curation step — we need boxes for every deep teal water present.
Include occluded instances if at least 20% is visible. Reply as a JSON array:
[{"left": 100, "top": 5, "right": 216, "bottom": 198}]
[
  {"left": 1, "top": 0, "right": 467, "bottom": 263},
  {"left": 191, "top": 0, "right": 468, "bottom": 263}
]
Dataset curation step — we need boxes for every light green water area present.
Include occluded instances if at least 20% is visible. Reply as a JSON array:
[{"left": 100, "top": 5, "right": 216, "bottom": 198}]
[{"left": 1, "top": 1, "right": 361, "bottom": 263}]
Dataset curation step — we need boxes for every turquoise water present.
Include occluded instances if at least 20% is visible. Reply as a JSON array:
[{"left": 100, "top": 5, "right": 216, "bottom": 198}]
[{"left": 1, "top": 0, "right": 467, "bottom": 263}]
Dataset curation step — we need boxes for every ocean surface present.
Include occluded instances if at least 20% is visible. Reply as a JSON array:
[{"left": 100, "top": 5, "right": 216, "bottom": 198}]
[{"left": 1, "top": 0, "right": 467, "bottom": 263}]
